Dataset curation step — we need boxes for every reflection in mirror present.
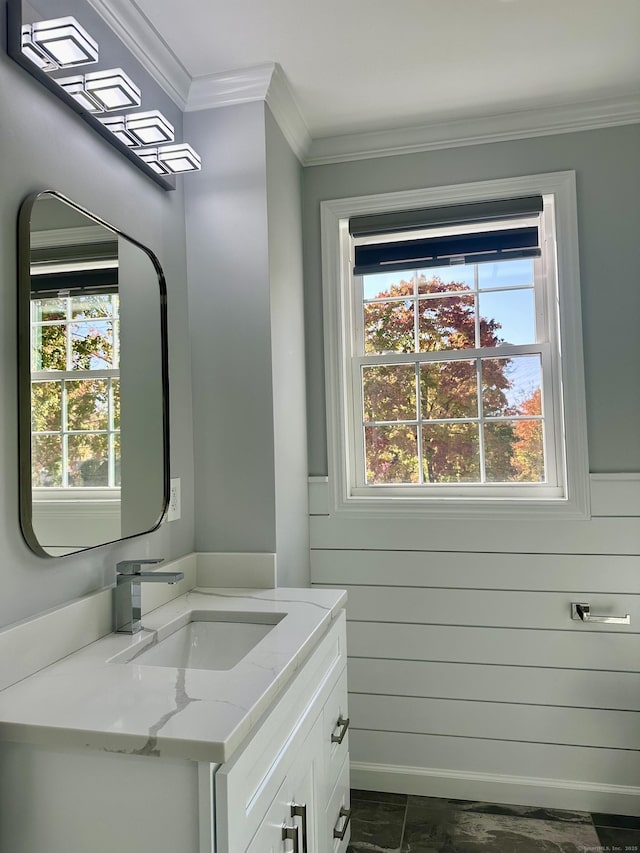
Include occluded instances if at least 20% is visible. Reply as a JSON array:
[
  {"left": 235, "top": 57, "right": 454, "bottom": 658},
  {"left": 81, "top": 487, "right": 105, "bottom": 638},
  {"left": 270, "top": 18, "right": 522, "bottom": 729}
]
[{"left": 18, "top": 192, "right": 169, "bottom": 556}]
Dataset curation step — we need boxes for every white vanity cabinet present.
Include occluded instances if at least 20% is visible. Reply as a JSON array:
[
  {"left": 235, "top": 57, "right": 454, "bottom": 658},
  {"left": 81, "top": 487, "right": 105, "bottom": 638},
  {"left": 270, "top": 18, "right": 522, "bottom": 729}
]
[
  {"left": 215, "top": 610, "right": 351, "bottom": 853},
  {"left": 0, "top": 602, "right": 349, "bottom": 853}
]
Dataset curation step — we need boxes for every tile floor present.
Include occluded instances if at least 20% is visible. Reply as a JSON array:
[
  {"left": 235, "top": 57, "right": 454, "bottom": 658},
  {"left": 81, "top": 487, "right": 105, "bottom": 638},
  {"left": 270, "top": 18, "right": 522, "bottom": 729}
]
[{"left": 346, "top": 789, "right": 640, "bottom": 852}]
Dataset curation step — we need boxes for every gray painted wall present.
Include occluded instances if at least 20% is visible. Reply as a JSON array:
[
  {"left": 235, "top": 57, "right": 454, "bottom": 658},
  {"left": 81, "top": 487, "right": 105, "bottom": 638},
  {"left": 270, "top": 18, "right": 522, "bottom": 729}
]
[
  {"left": 265, "top": 108, "right": 310, "bottom": 586},
  {"left": 184, "top": 102, "right": 309, "bottom": 586},
  {"left": 0, "top": 13, "right": 195, "bottom": 628},
  {"left": 302, "top": 124, "right": 640, "bottom": 474},
  {"left": 184, "top": 102, "right": 276, "bottom": 556},
  {"left": 305, "top": 124, "right": 640, "bottom": 807}
]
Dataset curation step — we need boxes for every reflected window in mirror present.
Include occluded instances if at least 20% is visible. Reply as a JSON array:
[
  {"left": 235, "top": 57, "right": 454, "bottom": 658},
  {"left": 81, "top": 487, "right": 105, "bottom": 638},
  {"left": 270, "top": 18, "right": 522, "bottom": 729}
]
[
  {"left": 30, "top": 235, "right": 121, "bottom": 493},
  {"left": 19, "top": 191, "right": 169, "bottom": 557}
]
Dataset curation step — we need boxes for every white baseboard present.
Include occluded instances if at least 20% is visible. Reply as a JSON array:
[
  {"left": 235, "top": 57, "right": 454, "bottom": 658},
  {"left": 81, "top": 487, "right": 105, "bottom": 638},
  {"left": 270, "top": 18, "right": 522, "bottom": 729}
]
[{"left": 350, "top": 761, "right": 640, "bottom": 816}]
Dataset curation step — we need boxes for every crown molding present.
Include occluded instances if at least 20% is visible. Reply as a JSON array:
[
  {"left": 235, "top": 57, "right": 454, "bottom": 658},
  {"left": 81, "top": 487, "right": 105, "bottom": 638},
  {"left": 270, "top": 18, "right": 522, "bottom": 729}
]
[
  {"left": 78, "top": 5, "right": 640, "bottom": 166},
  {"left": 265, "top": 64, "right": 312, "bottom": 163},
  {"left": 85, "top": 0, "right": 191, "bottom": 108},
  {"left": 305, "top": 93, "right": 640, "bottom": 165},
  {"left": 185, "top": 62, "right": 274, "bottom": 113},
  {"left": 184, "top": 62, "right": 311, "bottom": 163}
]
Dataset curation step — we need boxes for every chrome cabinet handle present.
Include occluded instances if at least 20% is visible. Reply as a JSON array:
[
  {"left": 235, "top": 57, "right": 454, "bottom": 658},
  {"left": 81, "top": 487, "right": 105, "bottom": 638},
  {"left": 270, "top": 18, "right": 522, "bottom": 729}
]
[
  {"left": 291, "top": 803, "right": 307, "bottom": 853},
  {"left": 571, "top": 603, "right": 630, "bottom": 625},
  {"left": 282, "top": 823, "right": 299, "bottom": 852},
  {"left": 331, "top": 715, "right": 350, "bottom": 744},
  {"left": 333, "top": 806, "right": 352, "bottom": 840}
]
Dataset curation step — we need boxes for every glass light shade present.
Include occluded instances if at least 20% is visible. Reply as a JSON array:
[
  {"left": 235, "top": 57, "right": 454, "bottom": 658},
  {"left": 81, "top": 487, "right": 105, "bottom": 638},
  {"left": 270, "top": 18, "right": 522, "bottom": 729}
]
[
  {"left": 21, "top": 25, "right": 58, "bottom": 71},
  {"left": 136, "top": 148, "right": 170, "bottom": 175},
  {"left": 56, "top": 75, "right": 104, "bottom": 112},
  {"left": 125, "top": 110, "right": 174, "bottom": 145},
  {"left": 31, "top": 16, "right": 98, "bottom": 68},
  {"left": 84, "top": 68, "right": 141, "bottom": 111},
  {"left": 99, "top": 115, "right": 138, "bottom": 147},
  {"left": 157, "top": 143, "right": 202, "bottom": 173}
]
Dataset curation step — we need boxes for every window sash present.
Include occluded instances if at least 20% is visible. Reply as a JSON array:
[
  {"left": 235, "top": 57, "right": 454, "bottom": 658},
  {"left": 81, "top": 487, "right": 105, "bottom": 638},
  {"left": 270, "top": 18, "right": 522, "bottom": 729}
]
[{"left": 347, "top": 223, "right": 562, "bottom": 494}]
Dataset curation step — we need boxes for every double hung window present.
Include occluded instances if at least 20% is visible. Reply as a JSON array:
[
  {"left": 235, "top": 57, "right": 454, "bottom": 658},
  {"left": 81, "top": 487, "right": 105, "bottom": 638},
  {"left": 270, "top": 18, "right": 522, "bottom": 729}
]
[
  {"left": 321, "top": 173, "right": 589, "bottom": 517},
  {"left": 30, "top": 248, "right": 120, "bottom": 492}
]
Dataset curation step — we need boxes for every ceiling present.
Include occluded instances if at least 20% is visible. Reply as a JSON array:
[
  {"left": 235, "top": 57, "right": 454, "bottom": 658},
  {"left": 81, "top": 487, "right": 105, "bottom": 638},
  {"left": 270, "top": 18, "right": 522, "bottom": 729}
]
[{"left": 125, "top": 0, "right": 640, "bottom": 140}]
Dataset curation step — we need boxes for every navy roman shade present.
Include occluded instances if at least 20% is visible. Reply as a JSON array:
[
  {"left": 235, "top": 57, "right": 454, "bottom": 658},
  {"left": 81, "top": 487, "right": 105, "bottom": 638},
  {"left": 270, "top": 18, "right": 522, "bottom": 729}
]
[
  {"left": 351, "top": 196, "right": 543, "bottom": 276},
  {"left": 29, "top": 239, "right": 119, "bottom": 296}
]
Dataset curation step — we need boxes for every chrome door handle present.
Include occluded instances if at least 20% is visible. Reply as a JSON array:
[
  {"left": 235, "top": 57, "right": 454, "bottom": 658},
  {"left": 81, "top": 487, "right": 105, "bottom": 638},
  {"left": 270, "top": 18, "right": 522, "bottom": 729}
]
[
  {"left": 571, "top": 602, "right": 630, "bottom": 625},
  {"left": 333, "top": 806, "right": 352, "bottom": 840},
  {"left": 331, "top": 715, "right": 350, "bottom": 744},
  {"left": 282, "top": 823, "right": 299, "bottom": 852},
  {"left": 291, "top": 803, "right": 307, "bottom": 853}
]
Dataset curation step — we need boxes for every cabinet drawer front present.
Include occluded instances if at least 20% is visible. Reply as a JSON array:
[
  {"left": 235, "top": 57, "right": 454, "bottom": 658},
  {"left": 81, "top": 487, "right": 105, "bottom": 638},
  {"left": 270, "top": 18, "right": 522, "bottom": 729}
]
[
  {"left": 216, "top": 613, "right": 347, "bottom": 853},
  {"left": 323, "top": 666, "right": 349, "bottom": 798},
  {"left": 325, "top": 754, "right": 351, "bottom": 853}
]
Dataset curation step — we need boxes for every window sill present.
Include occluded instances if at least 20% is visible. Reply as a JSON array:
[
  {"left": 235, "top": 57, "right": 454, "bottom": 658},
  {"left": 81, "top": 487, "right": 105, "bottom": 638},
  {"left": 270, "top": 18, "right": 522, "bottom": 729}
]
[{"left": 328, "top": 487, "right": 591, "bottom": 521}]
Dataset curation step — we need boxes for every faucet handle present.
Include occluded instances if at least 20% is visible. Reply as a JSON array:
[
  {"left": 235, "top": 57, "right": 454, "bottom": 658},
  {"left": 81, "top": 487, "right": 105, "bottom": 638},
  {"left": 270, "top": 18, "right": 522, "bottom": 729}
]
[{"left": 116, "top": 558, "right": 164, "bottom": 575}]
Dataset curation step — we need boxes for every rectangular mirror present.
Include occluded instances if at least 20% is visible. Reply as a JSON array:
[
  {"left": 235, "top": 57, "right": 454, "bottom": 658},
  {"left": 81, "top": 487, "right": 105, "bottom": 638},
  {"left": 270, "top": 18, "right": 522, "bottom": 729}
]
[{"left": 18, "top": 191, "right": 169, "bottom": 556}]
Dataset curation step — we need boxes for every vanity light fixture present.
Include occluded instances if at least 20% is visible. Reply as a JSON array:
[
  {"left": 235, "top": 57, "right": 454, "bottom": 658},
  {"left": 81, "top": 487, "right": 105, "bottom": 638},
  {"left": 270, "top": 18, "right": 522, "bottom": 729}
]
[
  {"left": 137, "top": 149, "right": 171, "bottom": 175},
  {"left": 21, "top": 25, "right": 58, "bottom": 71},
  {"left": 84, "top": 68, "right": 141, "bottom": 111},
  {"left": 125, "top": 110, "right": 174, "bottom": 146},
  {"left": 56, "top": 74, "right": 104, "bottom": 112},
  {"left": 156, "top": 143, "right": 202, "bottom": 173},
  {"left": 30, "top": 16, "right": 99, "bottom": 68},
  {"left": 7, "top": 0, "right": 201, "bottom": 189},
  {"left": 98, "top": 115, "right": 138, "bottom": 147}
]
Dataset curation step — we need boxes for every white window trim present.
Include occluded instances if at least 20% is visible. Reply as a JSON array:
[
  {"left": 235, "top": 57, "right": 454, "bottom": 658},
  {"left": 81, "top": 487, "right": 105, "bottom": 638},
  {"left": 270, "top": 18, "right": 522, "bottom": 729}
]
[{"left": 320, "top": 170, "right": 590, "bottom": 520}]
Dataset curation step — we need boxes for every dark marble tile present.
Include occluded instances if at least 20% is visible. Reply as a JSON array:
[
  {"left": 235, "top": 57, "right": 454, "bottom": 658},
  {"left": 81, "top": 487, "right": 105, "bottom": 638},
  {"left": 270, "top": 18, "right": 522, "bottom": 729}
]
[
  {"left": 451, "top": 800, "right": 592, "bottom": 825},
  {"left": 404, "top": 812, "right": 600, "bottom": 853},
  {"left": 454, "top": 813, "right": 600, "bottom": 852},
  {"left": 406, "top": 796, "right": 592, "bottom": 824},
  {"left": 592, "top": 812, "right": 640, "bottom": 831},
  {"left": 347, "top": 799, "right": 407, "bottom": 853},
  {"left": 402, "top": 797, "right": 458, "bottom": 852},
  {"left": 595, "top": 825, "right": 640, "bottom": 849},
  {"left": 351, "top": 788, "right": 409, "bottom": 806}
]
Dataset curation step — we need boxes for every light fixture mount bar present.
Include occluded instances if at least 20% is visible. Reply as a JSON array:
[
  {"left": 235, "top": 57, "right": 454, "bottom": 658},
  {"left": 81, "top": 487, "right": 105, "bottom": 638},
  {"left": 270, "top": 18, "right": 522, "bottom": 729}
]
[{"left": 6, "top": 0, "right": 175, "bottom": 191}]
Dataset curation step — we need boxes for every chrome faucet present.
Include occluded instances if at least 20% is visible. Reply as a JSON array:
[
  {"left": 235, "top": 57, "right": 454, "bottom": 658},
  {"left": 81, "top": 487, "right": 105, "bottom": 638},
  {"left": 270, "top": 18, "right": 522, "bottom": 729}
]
[{"left": 113, "top": 559, "right": 185, "bottom": 634}]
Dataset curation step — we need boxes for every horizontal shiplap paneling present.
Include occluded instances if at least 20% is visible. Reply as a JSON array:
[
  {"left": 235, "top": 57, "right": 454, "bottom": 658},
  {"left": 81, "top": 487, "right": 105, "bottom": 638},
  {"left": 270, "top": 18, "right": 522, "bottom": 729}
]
[
  {"left": 346, "top": 621, "right": 640, "bottom": 672},
  {"left": 349, "top": 693, "right": 640, "bottom": 750},
  {"left": 310, "top": 474, "right": 640, "bottom": 808},
  {"left": 316, "top": 584, "right": 640, "bottom": 633},
  {"left": 348, "top": 659, "right": 640, "bottom": 711},
  {"left": 311, "top": 514, "right": 640, "bottom": 553},
  {"left": 350, "top": 729, "right": 640, "bottom": 789},
  {"left": 312, "top": 550, "right": 640, "bottom": 592},
  {"left": 590, "top": 474, "right": 640, "bottom": 517}
]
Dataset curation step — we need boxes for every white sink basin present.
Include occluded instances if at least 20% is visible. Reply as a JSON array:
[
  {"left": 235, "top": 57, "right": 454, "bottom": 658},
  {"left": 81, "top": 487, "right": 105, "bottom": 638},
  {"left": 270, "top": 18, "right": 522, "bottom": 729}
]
[{"left": 117, "top": 611, "right": 285, "bottom": 671}]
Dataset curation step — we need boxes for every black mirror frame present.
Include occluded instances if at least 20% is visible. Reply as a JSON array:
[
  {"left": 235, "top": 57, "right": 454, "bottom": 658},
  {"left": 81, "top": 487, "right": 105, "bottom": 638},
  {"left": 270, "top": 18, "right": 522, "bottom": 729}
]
[{"left": 17, "top": 190, "right": 171, "bottom": 557}]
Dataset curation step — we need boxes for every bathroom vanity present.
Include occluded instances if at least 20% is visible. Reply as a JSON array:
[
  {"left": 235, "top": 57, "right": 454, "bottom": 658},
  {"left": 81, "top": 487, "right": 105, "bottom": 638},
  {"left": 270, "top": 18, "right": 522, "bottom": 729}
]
[{"left": 0, "top": 581, "right": 350, "bottom": 853}]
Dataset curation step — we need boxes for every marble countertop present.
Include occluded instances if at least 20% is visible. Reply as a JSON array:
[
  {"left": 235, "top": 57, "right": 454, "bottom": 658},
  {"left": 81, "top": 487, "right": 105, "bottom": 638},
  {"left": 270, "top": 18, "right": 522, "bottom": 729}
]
[{"left": 0, "top": 587, "right": 347, "bottom": 763}]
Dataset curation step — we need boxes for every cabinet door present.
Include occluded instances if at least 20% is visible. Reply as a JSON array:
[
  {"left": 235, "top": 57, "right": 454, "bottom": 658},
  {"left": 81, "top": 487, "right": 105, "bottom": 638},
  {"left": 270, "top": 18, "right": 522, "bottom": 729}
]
[{"left": 246, "top": 716, "right": 323, "bottom": 853}]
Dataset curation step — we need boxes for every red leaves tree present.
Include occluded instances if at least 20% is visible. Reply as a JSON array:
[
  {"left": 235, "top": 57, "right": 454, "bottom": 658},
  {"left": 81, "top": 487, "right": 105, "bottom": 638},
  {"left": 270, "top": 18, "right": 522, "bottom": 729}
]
[{"left": 363, "top": 274, "right": 521, "bottom": 484}]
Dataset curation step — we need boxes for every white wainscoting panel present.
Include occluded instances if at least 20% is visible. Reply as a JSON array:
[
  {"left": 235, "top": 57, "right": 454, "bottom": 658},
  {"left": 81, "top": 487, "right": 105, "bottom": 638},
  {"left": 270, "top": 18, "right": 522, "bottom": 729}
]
[
  {"left": 346, "top": 621, "right": 640, "bottom": 672},
  {"left": 348, "top": 659, "right": 640, "bottom": 711},
  {"left": 310, "top": 473, "right": 640, "bottom": 813}
]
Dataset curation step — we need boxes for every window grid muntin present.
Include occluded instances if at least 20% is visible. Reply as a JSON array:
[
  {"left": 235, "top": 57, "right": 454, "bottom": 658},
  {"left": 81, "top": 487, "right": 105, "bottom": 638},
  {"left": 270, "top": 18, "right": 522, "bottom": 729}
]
[
  {"left": 352, "top": 221, "right": 556, "bottom": 490},
  {"left": 359, "top": 358, "right": 546, "bottom": 486}
]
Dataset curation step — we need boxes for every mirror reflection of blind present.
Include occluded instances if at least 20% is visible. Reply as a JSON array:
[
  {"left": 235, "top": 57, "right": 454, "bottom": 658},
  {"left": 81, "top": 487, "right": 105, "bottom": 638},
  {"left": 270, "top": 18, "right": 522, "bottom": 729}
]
[
  {"left": 30, "top": 240, "right": 119, "bottom": 297},
  {"left": 351, "top": 195, "right": 543, "bottom": 275}
]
